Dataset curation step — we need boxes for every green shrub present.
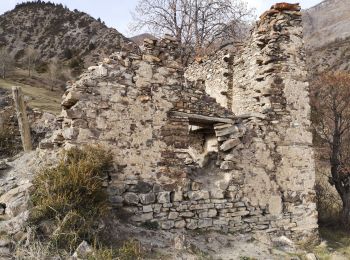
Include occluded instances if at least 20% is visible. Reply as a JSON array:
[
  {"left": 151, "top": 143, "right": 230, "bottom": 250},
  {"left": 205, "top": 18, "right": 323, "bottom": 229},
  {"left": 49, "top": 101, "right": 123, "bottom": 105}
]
[
  {"left": 29, "top": 145, "right": 113, "bottom": 252},
  {"left": 141, "top": 220, "right": 159, "bottom": 230}
]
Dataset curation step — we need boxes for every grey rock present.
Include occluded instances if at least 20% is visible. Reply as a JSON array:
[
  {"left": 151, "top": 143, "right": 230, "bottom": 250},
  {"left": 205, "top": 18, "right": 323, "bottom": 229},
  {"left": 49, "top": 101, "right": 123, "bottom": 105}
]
[
  {"left": 220, "top": 161, "right": 235, "bottom": 170},
  {"left": 168, "top": 211, "right": 179, "bottom": 220},
  {"left": 171, "top": 191, "right": 183, "bottom": 202},
  {"left": 140, "top": 193, "right": 156, "bottom": 205},
  {"left": 0, "top": 161, "right": 9, "bottom": 170},
  {"left": 123, "top": 192, "right": 139, "bottom": 205},
  {"left": 198, "top": 218, "right": 213, "bottom": 228},
  {"left": 161, "top": 220, "right": 175, "bottom": 230},
  {"left": 187, "top": 191, "right": 210, "bottom": 200},
  {"left": 157, "top": 192, "right": 170, "bottom": 203},
  {"left": 72, "top": 241, "right": 93, "bottom": 259},
  {"left": 220, "top": 139, "right": 241, "bottom": 151}
]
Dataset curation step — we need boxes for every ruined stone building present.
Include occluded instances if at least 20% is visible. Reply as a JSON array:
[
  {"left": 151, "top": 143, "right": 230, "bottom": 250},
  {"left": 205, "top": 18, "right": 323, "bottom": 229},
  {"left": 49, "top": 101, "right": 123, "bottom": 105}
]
[{"left": 40, "top": 3, "right": 317, "bottom": 240}]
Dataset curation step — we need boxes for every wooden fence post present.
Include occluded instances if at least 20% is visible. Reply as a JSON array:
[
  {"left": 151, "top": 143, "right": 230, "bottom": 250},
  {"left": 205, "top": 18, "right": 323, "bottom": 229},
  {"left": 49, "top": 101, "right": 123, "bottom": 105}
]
[{"left": 12, "top": 86, "right": 32, "bottom": 152}]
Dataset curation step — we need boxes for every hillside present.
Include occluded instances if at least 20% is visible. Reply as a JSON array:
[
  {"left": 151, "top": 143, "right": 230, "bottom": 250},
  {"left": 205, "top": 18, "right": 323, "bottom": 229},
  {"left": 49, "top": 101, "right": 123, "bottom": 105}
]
[
  {"left": 0, "top": 1, "right": 138, "bottom": 66},
  {"left": 303, "top": 0, "right": 350, "bottom": 48},
  {"left": 303, "top": 0, "right": 350, "bottom": 74},
  {"left": 306, "top": 36, "right": 350, "bottom": 75}
]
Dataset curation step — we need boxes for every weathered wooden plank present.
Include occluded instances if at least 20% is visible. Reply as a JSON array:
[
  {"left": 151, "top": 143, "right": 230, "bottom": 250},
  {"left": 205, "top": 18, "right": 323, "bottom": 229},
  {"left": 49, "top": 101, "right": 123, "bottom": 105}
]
[
  {"left": 12, "top": 86, "right": 32, "bottom": 152},
  {"left": 171, "top": 111, "right": 234, "bottom": 124}
]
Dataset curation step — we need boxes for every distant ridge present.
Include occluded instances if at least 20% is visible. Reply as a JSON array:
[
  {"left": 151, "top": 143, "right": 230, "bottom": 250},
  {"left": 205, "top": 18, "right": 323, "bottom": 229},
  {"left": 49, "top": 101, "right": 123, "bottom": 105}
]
[{"left": 0, "top": 1, "right": 138, "bottom": 66}]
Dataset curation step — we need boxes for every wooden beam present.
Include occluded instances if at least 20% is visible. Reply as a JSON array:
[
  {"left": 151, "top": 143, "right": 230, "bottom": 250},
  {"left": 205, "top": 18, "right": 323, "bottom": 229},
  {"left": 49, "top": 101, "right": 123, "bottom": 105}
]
[
  {"left": 12, "top": 86, "right": 32, "bottom": 152},
  {"left": 171, "top": 111, "right": 234, "bottom": 124}
]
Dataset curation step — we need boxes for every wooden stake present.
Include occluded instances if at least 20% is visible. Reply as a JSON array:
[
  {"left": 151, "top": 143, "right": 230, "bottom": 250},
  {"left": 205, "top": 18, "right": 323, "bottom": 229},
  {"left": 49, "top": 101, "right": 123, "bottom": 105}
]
[{"left": 12, "top": 86, "right": 32, "bottom": 152}]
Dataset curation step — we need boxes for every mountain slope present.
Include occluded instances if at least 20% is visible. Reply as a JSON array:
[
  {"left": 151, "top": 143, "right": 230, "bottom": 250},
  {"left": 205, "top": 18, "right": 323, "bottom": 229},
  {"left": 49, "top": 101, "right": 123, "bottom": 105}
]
[
  {"left": 0, "top": 1, "right": 138, "bottom": 66},
  {"left": 303, "top": 0, "right": 350, "bottom": 74},
  {"left": 303, "top": 0, "right": 350, "bottom": 48}
]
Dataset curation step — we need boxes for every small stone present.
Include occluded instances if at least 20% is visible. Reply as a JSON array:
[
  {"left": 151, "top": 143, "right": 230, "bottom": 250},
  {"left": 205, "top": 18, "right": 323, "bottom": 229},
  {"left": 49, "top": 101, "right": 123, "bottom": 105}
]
[
  {"left": 157, "top": 192, "right": 171, "bottom": 203},
  {"left": 186, "top": 219, "right": 198, "bottom": 230},
  {"left": 233, "top": 202, "right": 245, "bottom": 207},
  {"left": 143, "top": 205, "right": 153, "bottom": 213},
  {"left": 72, "top": 241, "right": 93, "bottom": 259},
  {"left": 61, "top": 91, "right": 80, "bottom": 108},
  {"left": 231, "top": 210, "right": 250, "bottom": 217},
  {"left": 110, "top": 196, "right": 123, "bottom": 204},
  {"left": 191, "top": 182, "right": 201, "bottom": 191},
  {"left": 138, "top": 95, "right": 151, "bottom": 103},
  {"left": 161, "top": 220, "right": 175, "bottom": 230},
  {"left": 220, "top": 139, "right": 240, "bottom": 151},
  {"left": 123, "top": 192, "right": 139, "bottom": 205},
  {"left": 215, "top": 126, "right": 238, "bottom": 137},
  {"left": 179, "top": 211, "right": 195, "bottom": 217},
  {"left": 62, "top": 127, "right": 79, "bottom": 140},
  {"left": 198, "top": 218, "right": 213, "bottom": 228},
  {"left": 174, "top": 234, "right": 186, "bottom": 250},
  {"left": 0, "top": 161, "right": 9, "bottom": 170},
  {"left": 143, "top": 54, "right": 161, "bottom": 63},
  {"left": 140, "top": 193, "right": 156, "bottom": 205},
  {"left": 171, "top": 191, "right": 183, "bottom": 202},
  {"left": 175, "top": 220, "right": 186, "bottom": 229},
  {"left": 132, "top": 212, "right": 153, "bottom": 222},
  {"left": 0, "top": 238, "right": 10, "bottom": 247},
  {"left": 134, "top": 181, "right": 153, "bottom": 193},
  {"left": 220, "top": 161, "right": 235, "bottom": 170},
  {"left": 210, "top": 190, "right": 224, "bottom": 199},
  {"left": 305, "top": 253, "right": 317, "bottom": 260},
  {"left": 168, "top": 211, "right": 179, "bottom": 220},
  {"left": 187, "top": 191, "right": 210, "bottom": 200},
  {"left": 208, "top": 209, "right": 218, "bottom": 217}
]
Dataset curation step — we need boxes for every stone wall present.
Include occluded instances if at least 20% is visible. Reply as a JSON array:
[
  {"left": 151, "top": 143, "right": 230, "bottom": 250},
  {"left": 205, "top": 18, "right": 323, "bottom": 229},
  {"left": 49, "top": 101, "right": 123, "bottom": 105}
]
[
  {"left": 185, "top": 50, "right": 232, "bottom": 109},
  {"left": 40, "top": 3, "right": 318, "bottom": 241},
  {"left": 229, "top": 4, "right": 318, "bottom": 238}
]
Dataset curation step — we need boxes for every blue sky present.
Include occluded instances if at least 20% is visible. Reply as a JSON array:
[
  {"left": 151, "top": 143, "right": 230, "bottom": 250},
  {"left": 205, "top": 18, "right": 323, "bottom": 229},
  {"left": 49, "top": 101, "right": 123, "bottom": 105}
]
[{"left": 0, "top": 0, "right": 323, "bottom": 36}]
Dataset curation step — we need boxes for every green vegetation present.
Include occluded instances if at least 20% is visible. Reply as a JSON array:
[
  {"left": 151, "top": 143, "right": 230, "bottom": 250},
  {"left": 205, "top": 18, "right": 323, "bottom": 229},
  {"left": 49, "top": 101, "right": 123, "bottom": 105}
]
[{"left": 29, "top": 146, "right": 113, "bottom": 253}]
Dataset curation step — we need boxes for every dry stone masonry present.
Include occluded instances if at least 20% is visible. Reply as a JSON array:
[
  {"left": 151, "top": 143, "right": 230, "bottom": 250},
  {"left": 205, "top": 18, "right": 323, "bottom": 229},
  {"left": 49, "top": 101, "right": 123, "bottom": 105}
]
[{"left": 38, "top": 3, "right": 317, "bottom": 241}]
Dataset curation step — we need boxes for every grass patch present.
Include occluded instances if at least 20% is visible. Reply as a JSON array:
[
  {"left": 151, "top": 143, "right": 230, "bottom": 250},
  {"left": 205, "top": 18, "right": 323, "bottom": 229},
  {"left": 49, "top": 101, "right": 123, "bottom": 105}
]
[
  {"left": 306, "top": 227, "right": 350, "bottom": 260},
  {"left": 0, "top": 78, "right": 62, "bottom": 114},
  {"left": 29, "top": 145, "right": 113, "bottom": 253}
]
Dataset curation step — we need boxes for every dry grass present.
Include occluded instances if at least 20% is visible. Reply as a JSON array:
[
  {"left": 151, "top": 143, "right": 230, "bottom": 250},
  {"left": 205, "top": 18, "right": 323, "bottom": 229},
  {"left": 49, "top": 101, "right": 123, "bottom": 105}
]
[
  {"left": 311, "top": 227, "right": 350, "bottom": 259},
  {"left": 29, "top": 145, "right": 113, "bottom": 253},
  {"left": 0, "top": 78, "right": 62, "bottom": 114}
]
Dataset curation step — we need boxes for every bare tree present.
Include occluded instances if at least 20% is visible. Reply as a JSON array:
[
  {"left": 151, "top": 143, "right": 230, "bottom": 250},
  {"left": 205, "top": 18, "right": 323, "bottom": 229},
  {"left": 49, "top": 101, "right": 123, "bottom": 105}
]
[
  {"left": 24, "top": 47, "right": 39, "bottom": 78},
  {"left": 0, "top": 47, "right": 14, "bottom": 79},
  {"left": 48, "top": 58, "right": 61, "bottom": 91},
  {"left": 311, "top": 71, "right": 350, "bottom": 227},
  {"left": 130, "top": 0, "right": 253, "bottom": 64}
]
